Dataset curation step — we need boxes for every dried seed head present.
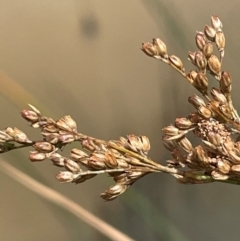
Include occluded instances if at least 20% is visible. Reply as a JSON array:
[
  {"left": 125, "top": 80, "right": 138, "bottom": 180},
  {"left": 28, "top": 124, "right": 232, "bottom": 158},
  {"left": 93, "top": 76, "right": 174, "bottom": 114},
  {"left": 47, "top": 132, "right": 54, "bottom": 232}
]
[
  {"left": 207, "top": 54, "right": 221, "bottom": 76},
  {"left": 162, "top": 125, "right": 179, "bottom": 136},
  {"left": 211, "top": 14, "right": 223, "bottom": 31},
  {"left": 152, "top": 38, "right": 168, "bottom": 58},
  {"left": 64, "top": 158, "right": 81, "bottom": 173},
  {"left": 217, "top": 159, "right": 230, "bottom": 174},
  {"left": 58, "top": 133, "right": 75, "bottom": 143},
  {"left": 71, "top": 148, "right": 89, "bottom": 160},
  {"left": 220, "top": 71, "right": 232, "bottom": 94},
  {"left": 219, "top": 105, "right": 232, "bottom": 119},
  {"left": 56, "top": 115, "right": 77, "bottom": 132},
  {"left": 188, "top": 51, "right": 196, "bottom": 65},
  {"left": 204, "top": 25, "right": 216, "bottom": 41},
  {"left": 101, "top": 183, "right": 128, "bottom": 201},
  {"left": 104, "top": 151, "right": 118, "bottom": 168},
  {"left": 43, "top": 133, "right": 59, "bottom": 144},
  {"left": 210, "top": 87, "right": 227, "bottom": 105},
  {"left": 29, "top": 152, "right": 46, "bottom": 162},
  {"left": 188, "top": 94, "right": 206, "bottom": 109},
  {"left": 211, "top": 170, "right": 228, "bottom": 180},
  {"left": 177, "top": 136, "right": 193, "bottom": 153},
  {"left": 0, "top": 131, "right": 13, "bottom": 142},
  {"left": 187, "top": 70, "right": 198, "bottom": 84},
  {"left": 33, "top": 142, "right": 54, "bottom": 152},
  {"left": 195, "top": 51, "right": 207, "bottom": 71},
  {"left": 21, "top": 109, "right": 39, "bottom": 123},
  {"left": 5, "top": 127, "right": 31, "bottom": 144},
  {"left": 168, "top": 55, "right": 184, "bottom": 71},
  {"left": 50, "top": 153, "right": 65, "bottom": 167},
  {"left": 141, "top": 42, "right": 158, "bottom": 57},
  {"left": 88, "top": 152, "right": 106, "bottom": 169},
  {"left": 56, "top": 171, "right": 76, "bottom": 183},
  {"left": 198, "top": 106, "right": 212, "bottom": 119},
  {"left": 125, "top": 135, "right": 150, "bottom": 155},
  {"left": 162, "top": 136, "right": 178, "bottom": 151},
  {"left": 175, "top": 117, "right": 195, "bottom": 130},
  {"left": 193, "top": 73, "right": 208, "bottom": 93},
  {"left": 215, "top": 31, "right": 225, "bottom": 51},
  {"left": 202, "top": 42, "right": 213, "bottom": 58},
  {"left": 195, "top": 31, "right": 206, "bottom": 50}
]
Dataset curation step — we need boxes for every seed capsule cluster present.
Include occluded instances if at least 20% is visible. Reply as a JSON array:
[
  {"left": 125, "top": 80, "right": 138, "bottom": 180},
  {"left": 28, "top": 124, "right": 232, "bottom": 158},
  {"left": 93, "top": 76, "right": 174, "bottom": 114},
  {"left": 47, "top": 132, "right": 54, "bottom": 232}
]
[{"left": 142, "top": 15, "right": 240, "bottom": 183}]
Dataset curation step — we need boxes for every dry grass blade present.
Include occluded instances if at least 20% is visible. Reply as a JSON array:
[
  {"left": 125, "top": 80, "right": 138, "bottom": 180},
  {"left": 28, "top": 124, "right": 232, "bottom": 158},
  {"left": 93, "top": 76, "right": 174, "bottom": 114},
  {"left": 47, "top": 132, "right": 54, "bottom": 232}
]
[{"left": 0, "top": 160, "right": 135, "bottom": 241}]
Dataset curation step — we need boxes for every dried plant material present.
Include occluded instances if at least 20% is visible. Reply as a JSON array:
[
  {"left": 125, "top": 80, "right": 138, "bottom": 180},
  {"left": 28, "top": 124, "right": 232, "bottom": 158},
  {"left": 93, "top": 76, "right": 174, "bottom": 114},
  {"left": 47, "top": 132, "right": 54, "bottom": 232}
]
[{"left": 2, "top": 14, "right": 240, "bottom": 201}]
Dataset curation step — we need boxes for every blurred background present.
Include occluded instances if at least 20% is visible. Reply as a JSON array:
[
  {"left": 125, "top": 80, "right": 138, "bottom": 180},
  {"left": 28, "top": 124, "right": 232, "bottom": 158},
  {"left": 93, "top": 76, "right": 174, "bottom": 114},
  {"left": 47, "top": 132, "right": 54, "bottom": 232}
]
[{"left": 0, "top": 1, "right": 240, "bottom": 240}]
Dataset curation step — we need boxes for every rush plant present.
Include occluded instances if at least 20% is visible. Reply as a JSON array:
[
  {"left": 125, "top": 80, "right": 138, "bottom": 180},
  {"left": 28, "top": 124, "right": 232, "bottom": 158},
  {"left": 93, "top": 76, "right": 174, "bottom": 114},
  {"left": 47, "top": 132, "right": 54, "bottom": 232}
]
[{"left": 1, "top": 15, "right": 240, "bottom": 201}]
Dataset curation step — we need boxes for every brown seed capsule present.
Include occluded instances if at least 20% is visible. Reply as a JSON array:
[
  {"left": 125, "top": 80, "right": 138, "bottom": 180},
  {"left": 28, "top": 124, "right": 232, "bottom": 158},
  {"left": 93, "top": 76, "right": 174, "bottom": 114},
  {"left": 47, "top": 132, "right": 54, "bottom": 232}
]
[
  {"left": 198, "top": 106, "right": 212, "bottom": 119},
  {"left": 188, "top": 94, "right": 206, "bottom": 109},
  {"left": 58, "top": 133, "right": 75, "bottom": 143},
  {"left": 207, "top": 54, "right": 221, "bottom": 76},
  {"left": 211, "top": 170, "right": 228, "bottom": 180},
  {"left": 34, "top": 142, "right": 54, "bottom": 152},
  {"left": 21, "top": 109, "right": 39, "bottom": 122},
  {"left": 71, "top": 148, "right": 89, "bottom": 160},
  {"left": 186, "top": 70, "right": 198, "bottom": 84},
  {"left": 177, "top": 137, "right": 193, "bottom": 153},
  {"left": 162, "top": 125, "right": 179, "bottom": 136},
  {"left": 152, "top": 38, "right": 168, "bottom": 58},
  {"left": 215, "top": 31, "right": 225, "bottom": 51},
  {"left": 193, "top": 73, "right": 208, "bottom": 93},
  {"left": 162, "top": 136, "right": 178, "bottom": 151},
  {"left": 204, "top": 25, "right": 216, "bottom": 41},
  {"left": 202, "top": 42, "right": 213, "bottom": 58},
  {"left": 0, "top": 131, "right": 12, "bottom": 142},
  {"left": 217, "top": 159, "right": 230, "bottom": 174},
  {"left": 220, "top": 71, "right": 232, "bottom": 94},
  {"left": 195, "top": 51, "right": 207, "bottom": 71},
  {"left": 211, "top": 14, "right": 223, "bottom": 31},
  {"left": 140, "top": 135, "right": 150, "bottom": 154},
  {"left": 56, "top": 115, "right": 77, "bottom": 132},
  {"left": 64, "top": 158, "right": 81, "bottom": 173},
  {"left": 188, "top": 51, "right": 196, "bottom": 65},
  {"left": 6, "top": 127, "right": 31, "bottom": 144},
  {"left": 210, "top": 87, "right": 227, "bottom": 104},
  {"left": 219, "top": 105, "right": 232, "bottom": 119},
  {"left": 50, "top": 153, "right": 65, "bottom": 167},
  {"left": 141, "top": 42, "right": 159, "bottom": 57},
  {"left": 104, "top": 152, "right": 118, "bottom": 168},
  {"left": 56, "top": 171, "right": 76, "bottom": 183},
  {"left": 101, "top": 183, "right": 127, "bottom": 201},
  {"left": 29, "top": 152, "right": 46, "bottom": 162},
  {"left": 195, "top": 32, "right": 206, "bottom": 50},
  {"left": 168, "top": 55, "right": 184, "bottom": 71},
  {"left": 175, "top": 117, "right": 194, "bottom": 130}
]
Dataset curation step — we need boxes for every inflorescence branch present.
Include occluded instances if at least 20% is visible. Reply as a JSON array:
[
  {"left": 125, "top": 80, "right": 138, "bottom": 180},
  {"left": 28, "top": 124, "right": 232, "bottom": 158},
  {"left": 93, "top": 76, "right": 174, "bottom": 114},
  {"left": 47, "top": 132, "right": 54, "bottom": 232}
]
[{"left": 2, "top": 15, "right": 240, "bottom": 201}]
